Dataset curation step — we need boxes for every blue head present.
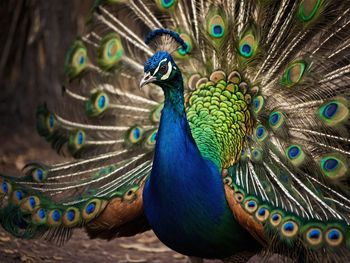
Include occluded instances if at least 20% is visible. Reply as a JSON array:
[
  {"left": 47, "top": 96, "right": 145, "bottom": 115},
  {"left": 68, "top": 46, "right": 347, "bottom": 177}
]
[
  {"left": 140, "top": 51, "right": 181, "bottom": 89},
  {"left": 140, "top": 29, "right": 187, "bottom": 90}
]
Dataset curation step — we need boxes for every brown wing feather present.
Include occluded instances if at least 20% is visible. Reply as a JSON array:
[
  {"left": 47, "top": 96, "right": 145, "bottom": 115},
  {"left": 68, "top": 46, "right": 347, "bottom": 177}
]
[{"left": 85, "top": 182, "right": 150, "bottom": 240}]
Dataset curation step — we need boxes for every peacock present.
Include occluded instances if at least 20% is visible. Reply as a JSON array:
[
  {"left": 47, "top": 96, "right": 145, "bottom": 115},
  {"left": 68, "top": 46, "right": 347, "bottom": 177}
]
[{"left": 1, "top": 0, "right": 350, "bottom": 262}]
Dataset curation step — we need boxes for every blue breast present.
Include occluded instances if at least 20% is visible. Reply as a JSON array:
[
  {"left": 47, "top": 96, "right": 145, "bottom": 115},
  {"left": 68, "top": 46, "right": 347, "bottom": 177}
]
[{"left": 143, "top": 104, "right": 259, "bottom": 258}]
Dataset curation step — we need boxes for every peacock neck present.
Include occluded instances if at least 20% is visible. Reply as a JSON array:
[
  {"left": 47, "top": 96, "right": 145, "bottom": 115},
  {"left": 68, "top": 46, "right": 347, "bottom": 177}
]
[{"left": 162, "top": 75, "right": 185, "bottom": 114}]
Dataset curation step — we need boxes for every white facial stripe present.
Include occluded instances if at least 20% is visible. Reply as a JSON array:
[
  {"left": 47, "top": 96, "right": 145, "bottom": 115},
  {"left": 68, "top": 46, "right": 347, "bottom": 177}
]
[
  {"left": 161, "top": 61, "right": 173, "bottom": 80},
  {"left": 152, "top": 58, "right": 168, "bottom": 76}
]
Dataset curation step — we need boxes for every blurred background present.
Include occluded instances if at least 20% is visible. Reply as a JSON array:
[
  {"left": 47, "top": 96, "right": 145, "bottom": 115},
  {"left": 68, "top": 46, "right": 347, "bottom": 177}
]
[{"left": 0, "top": 0, "right": 90, "bottom": 128}]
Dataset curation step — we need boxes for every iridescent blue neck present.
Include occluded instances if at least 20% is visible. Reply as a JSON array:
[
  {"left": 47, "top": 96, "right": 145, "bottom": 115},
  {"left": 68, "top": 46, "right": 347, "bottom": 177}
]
[{"left": 161, "top": 74, "right": 185, "bottom": 114}]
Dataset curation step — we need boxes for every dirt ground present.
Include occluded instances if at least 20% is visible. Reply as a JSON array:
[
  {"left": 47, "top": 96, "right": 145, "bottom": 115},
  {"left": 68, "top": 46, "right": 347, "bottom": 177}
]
[{"left": 0, "top": 125, "right": 286, "bottom": 263}]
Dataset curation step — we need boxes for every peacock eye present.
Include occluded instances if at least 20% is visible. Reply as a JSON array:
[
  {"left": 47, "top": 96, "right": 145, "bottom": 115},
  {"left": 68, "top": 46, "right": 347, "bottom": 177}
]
[{"left": 159, "top": 64, "right": 168, "bottom": 75}]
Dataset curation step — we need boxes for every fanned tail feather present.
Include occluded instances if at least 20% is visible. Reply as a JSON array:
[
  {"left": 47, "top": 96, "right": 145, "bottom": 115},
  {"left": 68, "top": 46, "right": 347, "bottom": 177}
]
[{"left": 1, "top": 0, "right": 350, "bottom": 261}]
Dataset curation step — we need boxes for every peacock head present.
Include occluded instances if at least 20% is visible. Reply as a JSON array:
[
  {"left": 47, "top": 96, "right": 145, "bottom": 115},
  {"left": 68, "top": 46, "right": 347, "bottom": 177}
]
[
  {"left": 140, "top": 29, "right": 187, "bottom": 90},
  {"left": 140, "top": 51, "right": 180, "bottom": 89}
]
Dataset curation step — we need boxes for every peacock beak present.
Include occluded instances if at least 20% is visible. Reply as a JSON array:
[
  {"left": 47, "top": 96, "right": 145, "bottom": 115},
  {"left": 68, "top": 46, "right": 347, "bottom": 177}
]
[{"left": 140, "top": 73, "right": 156, "bottom": 89}]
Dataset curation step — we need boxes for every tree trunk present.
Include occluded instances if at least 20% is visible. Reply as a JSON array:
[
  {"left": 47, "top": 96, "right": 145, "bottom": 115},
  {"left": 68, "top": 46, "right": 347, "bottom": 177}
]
[{"left": 0, "top": 0, "right": 92, "bottom": 128}]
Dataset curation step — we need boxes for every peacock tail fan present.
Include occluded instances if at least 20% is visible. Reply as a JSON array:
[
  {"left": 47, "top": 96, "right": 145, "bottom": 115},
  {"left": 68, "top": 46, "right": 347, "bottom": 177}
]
[{"left": 0, "top": 0, "right": 350, "bottom": 261}]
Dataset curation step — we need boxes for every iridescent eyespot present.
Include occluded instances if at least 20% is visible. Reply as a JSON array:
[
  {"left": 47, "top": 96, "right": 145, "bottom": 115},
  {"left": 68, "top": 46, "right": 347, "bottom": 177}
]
[
  {"left": 318, "top": 100, "right": 349, "bottom": 126},
  {"left": 286, "top": 145, "right": 305, "bottom": 166},
  {"left": 69, "top": 130, "right": 86, "bottom": 154},
  {"left": 251, "top": 148, "right": 263, "bottom": 162},
  {"left": 270, "top": 212, "right": 282, "bottom": 227},
  {"left": 0, "top": 180, "right": 12, "bottom": 195},
  {"left": 176, "top": 33, "right": 192, "bottom": 57},
  {"left": 64, "top": 40, "right": 87, "bottom": 80},
  {"left": 46, "top": 113, "right": 56, "bottom": 132},
  {"left": 281, "top": 220, "right": 299, "bottom": 238},
  {"left": 298, "top": 0, "right": 322, "bottom": 22},
  {"left": 244, "top": 199, "right": 258, "bottom": 214},
  {"left": 320, "top": 155, "right": 347, "bottom": 179},
  {"left": 98, "top": 34, "right": 123, "bottom": 71},
  {"left": 325, "top": 228, "right": 343, "bottom": 247},
  {"left": 305, "top": 227, "right": 323, "bottom": 247},
  {"left": 12, "top": 190, "right": 24, "bottom": 205},
  {"left": 234, "top": 191, "right": 244, "bottom": 203},
  {"left": 223, "top": 176, "right": 232, "bottom": 185},
  {"left": 127, "top": 126, "right": 144, "bottom": 145},
  {"left": 255, "top": 125, "right": 268, "bottom": 141},
  {"left": 63, "top": 207, "right": 81, "bottom": 227},
  {"left": 20, "top": 196, "right": 40, "bottom": 213},
  {"left": 207, "top": 14, "right": 226, "bottom": 39},
  {"left": 253, "top": 96, "right": 264, "bottom": 114},
  {"left": 269, "top": 111, "right": 285, "bottom": 130},
  {"left": 32, "top": 208, "right": 47, "bottom": 225},
  {"left": 82, "top": 199, "right": 103, "bottom": 222},
  {"left": 32, "top": 167, "right": 46, "bottom": 182},
  {"left": 239, "top": 33, "right": 257, "bottom": 58},
  {"left": 85, "top": 92, "right": 109, "bottom": 117},
  {"left": 255, "top": 206, "right": 270, "bottom": 222},
  {"left": 144, "top": 129, "right": 158, "bottom": 149},
  {"left": 156, "top": 0, "right": 177, "bottom": 10},
  {"left": 48, "top": 209, "right": 62, "bottom": 226},
  {"left": 281, "top": 61, "right": 306, "bottom": 88},
  {"left": 123, "top": 187, "right": 139, "bottom": 201}
]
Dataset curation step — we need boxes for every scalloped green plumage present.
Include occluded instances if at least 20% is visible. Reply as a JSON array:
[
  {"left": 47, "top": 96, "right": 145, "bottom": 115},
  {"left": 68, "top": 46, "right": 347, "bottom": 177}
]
[{"left": 186, "top": 77, "right": 252, "bottom": 168}]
